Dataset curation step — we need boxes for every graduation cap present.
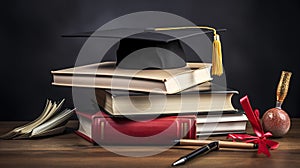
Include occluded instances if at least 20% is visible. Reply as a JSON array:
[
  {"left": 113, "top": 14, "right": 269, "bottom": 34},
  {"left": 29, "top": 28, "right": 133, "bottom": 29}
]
[{"left": 63, "top": 26, "right": 224, "bottom": 76}]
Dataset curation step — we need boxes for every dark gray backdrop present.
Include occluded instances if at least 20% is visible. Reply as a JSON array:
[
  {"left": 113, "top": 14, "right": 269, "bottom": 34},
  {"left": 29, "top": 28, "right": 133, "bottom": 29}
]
[{"left": 1, "top": 0, "right": 299, "bottom": 120}]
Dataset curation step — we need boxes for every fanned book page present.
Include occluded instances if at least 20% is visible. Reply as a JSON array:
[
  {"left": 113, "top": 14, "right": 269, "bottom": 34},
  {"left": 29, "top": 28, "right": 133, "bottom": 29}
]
[{"left": 0, "top": 99, "right": 75, "bottom": 140}]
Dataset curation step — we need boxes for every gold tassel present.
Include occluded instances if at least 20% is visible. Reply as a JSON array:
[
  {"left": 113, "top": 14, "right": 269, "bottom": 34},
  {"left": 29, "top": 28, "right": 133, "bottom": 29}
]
[
  {"left": 154, "top": 26, "right": 223, "bottom": 76},
  {"left": 212, "top": 34, "right": 223, "bottom": 76}
]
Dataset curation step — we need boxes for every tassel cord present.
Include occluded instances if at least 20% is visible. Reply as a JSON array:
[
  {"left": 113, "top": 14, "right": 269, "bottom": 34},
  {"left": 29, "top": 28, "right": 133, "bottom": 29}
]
[{"left": 154, "top": 26, "right": 223, "bottom": 76}]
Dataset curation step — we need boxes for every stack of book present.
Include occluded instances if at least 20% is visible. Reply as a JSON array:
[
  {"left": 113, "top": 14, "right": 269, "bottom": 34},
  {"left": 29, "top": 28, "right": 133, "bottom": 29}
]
[{"left": 51, "top": 61, "right": 247, "bottom": 145}]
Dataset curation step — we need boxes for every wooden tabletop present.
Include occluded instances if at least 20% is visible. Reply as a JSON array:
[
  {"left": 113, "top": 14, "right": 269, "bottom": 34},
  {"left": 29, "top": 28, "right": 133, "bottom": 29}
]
[{"left": 0, "top": 119, "right": 299, "bottom": 168}]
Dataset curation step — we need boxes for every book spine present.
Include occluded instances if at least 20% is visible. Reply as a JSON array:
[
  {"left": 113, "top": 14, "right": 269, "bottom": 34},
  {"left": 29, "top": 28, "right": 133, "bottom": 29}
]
[{"left": 91, "top": 116, "right": 196, "bottom": 145}]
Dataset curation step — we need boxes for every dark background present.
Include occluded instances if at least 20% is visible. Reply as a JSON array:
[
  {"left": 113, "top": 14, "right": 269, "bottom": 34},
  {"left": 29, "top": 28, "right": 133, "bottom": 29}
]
[{"left": 0, "top": 0, "right": 299, "bottom": 121}]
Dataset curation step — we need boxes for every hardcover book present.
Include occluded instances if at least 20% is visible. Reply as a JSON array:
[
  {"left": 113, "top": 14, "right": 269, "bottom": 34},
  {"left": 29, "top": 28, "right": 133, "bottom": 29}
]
[
  {"left": 51, "top": 61, "right": 212, "bottom": 94},
  {"left": 196, "top": 111, "right": 248, "bottom": 136},
  {"left": 75, "top": 110, "right": 248, "bottom": 144},
  {"left": 94, "top": 84, "right": 238, "bottom": 116},
  {"left": 76, "top": 111, "right": 197, "bottom": 145}
]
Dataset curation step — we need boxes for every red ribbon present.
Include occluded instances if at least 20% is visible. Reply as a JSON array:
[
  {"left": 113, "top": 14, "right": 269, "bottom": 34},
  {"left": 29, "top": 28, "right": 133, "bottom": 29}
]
[{"left": 227, "top": 95, "right": 279, "bottom": 157}]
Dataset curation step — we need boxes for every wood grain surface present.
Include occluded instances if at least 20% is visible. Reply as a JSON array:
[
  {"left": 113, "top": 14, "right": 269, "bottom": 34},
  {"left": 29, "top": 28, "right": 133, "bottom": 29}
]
[{"left": 0, "top": 119, "right": 299, "bottom": 168}]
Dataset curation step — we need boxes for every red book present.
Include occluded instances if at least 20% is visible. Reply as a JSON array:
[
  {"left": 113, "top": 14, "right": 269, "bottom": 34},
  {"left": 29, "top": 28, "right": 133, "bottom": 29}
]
[{"left": 75, "top": 111, "right": 196, "bottom": 145}]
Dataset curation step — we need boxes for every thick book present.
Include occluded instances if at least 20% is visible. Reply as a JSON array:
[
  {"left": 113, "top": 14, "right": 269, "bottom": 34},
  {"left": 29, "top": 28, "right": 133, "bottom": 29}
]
[
  {"left": 94, "top": 84, "right": 238, "bottom": 116},
  {"left": 75, "top": 110, "right": 247, "bottom": 144},
  {"left": 196, "top": 111, "right": 248, "bottom": 136},
  {"left": 76, "top": 111, "right": 197, "bottom": 145},
  {"left": 51, "top": 61, "right": 212, "bottom": 94}
]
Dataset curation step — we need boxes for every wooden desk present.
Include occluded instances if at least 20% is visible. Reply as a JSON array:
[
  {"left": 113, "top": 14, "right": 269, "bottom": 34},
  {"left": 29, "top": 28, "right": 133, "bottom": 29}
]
[{"left": 0, "top": 119, "right": 299, "bottom": 168}]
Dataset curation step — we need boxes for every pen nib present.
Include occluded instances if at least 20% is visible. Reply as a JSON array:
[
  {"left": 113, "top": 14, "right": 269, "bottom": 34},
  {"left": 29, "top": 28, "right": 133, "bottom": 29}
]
[{"left": 172, "top": 158, "right": 186, "bottom": 166}]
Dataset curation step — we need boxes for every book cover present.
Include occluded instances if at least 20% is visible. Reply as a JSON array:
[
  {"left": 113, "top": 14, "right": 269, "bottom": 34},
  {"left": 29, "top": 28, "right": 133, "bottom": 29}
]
[
  {"left": 51, "top": 61, "right": 212, "bottom": 94},
  {"left": 76, "top": 111, "right": 197, "bottom": 145}
]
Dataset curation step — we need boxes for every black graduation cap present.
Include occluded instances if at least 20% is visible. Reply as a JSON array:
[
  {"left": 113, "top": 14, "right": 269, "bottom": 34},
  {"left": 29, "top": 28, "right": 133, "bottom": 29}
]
[
  {"left": 63, "top": 26, "right": 225, "bottom": 76},
  {"left": 116, "top": 31, "right": 187, "bottom": 70}
]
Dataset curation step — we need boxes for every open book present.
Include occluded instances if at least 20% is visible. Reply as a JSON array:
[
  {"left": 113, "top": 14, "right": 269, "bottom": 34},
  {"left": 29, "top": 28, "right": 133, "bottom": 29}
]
[{"left": 0, "top": 99, "right": 75, "bottom": 139}]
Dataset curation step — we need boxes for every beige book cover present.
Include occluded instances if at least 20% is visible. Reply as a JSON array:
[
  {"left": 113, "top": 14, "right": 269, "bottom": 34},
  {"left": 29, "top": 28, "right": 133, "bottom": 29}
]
[
  {"left": 51, "top": 61, "right": 212, "bottom": 94},
  {"left": 95, "top": 83, "right": 238, "bottom": 116}
]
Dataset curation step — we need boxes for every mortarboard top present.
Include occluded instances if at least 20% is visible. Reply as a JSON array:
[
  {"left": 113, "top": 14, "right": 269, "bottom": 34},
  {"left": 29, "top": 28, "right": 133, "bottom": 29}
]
[{"left": 63, "top": 26, "right": 225, "bottom": 76}]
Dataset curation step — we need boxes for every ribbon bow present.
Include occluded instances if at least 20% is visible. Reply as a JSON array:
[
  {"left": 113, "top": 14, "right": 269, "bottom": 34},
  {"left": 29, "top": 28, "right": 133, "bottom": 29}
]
[{"left": 227, "top": 95, "right": 279, "bottom": 157}]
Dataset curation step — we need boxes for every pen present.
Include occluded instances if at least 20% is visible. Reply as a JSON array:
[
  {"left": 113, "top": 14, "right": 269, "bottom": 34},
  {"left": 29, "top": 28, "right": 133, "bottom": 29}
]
[
  {"left": 175, "top": 139, "right": 258, "bottom": 149},
  {"left": 172, "top": 141, "right": 219, "bottom": 166}
]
